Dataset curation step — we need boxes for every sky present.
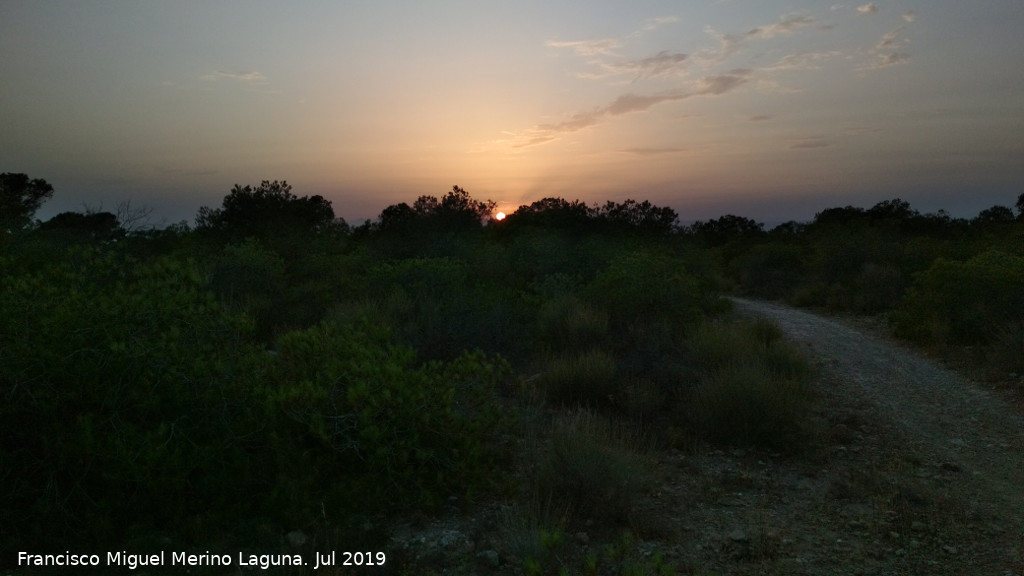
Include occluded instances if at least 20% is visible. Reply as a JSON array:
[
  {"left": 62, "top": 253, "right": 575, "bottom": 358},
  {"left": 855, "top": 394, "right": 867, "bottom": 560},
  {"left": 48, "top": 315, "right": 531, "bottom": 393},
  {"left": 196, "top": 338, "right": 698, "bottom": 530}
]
[{"left": 2, "top": 1, "right": 1023, "bottom": 226}]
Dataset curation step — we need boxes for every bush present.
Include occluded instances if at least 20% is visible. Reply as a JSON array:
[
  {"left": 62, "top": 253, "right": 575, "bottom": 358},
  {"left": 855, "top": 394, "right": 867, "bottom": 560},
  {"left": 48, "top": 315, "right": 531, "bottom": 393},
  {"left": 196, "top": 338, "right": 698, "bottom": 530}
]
[
  {"left": 536, "top": 294, "right": 609, "bottom": 353},
  {"left": 265, "top": 321, "right": 510, "bottom": 516},
  {"left": 683, "top": 320, "right": 812, "bottom": 448},
  {"left": 891, "top": 250, "right": 1024, "bottom": 345},
  {"left": 541, "top": 349, "right": 619, "bottom": 408},
  {"left": 0, "top": 249, "right": 265, "bottom": 550},
  {"left": 586, "top": 250, "right": 708, "bottom": 329},
  {"left": 534, "top": 409, "right": 652, "bottom": 522}
]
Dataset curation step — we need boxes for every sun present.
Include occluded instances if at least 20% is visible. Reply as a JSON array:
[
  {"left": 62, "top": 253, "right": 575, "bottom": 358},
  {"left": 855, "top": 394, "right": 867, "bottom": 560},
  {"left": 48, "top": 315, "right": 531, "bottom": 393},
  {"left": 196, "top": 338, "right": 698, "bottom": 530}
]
[{"left": 493, "top": 211, "right": 506, "bottom": 221}]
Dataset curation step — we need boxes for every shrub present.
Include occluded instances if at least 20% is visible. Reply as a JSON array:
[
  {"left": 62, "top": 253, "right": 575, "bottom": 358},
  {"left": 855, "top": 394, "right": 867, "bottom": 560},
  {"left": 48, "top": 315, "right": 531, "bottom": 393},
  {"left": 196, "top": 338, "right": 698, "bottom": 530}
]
[
  {"left": 731, "top": 242, "right": 805, "bottom": 299},
  {"left": 0, "top": 249, "right": 265, "bottom": 550},
  {"left": 683, "top": 320, "right": 812, "bottom": 448},
  {"left": 891, "top": 250, "right": 1024, "bottom": 345},
  {"left": 541, "top": 349, "right": 619, "bottom": 408},
  {"left": 209, "top": 238, "right": 287, "bottom": 336},
  {"left": 265, "top": 321, "right": 510, "bottom": 516},
  {"left": 586, "top": 250, "right": 706, "bottom": 329},
  {"left": 536, "top": 294, "right": 610, "bottom": 353},
  {"left": 534, "top": 409, "right": 652, "bottom": 522}
]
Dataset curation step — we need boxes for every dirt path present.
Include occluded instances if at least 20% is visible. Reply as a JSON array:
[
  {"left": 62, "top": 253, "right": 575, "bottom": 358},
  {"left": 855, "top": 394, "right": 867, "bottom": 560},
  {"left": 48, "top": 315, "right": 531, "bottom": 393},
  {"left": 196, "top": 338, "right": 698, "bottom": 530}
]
[{"left": 731, "top": 298, "right": 1024, "bottom": 557}]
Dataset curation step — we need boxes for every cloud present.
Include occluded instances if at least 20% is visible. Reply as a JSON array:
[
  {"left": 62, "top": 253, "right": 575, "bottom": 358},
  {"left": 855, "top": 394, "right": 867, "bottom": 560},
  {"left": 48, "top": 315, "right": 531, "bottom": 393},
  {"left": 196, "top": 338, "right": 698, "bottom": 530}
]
[
  {"left": 547, "top": 15, "right": 678, "bottom": 58},
  {"left": 631, "top": 16, "right": 680, "bottom": 37},
  {"left": 860, "top": 52, "right": 911, "bottom": 70},
  {"left": 857, "top": 3, "right": 879, "bottom": 14},
  {"left": 767, "top": 51, "right": 842, "bottom": 71},
  {"left": 593, "top": 51, "right": 689, "bottom": 80},
  {"left": 749, "top": 115, "right": 772, "bottom": 122},
  {"left": 200, "top": 70, "right": 267, "bottom": 82},
  {"left": 789, "top": 138, "right": 831, "bottom": 149},
  {"left": 619, "top": 147, "right": 687, "bottom": 156},
  {"left": 860, "top": 22, "right": 913, "bottom": 70},
  {"left": 901, "top": 11, "right": 917, "bottom": 23},
  {"left": 745, "top": 15, "right": 817, "bottom": 39},
  {"left": 700, "top": 15, "right": 819, "bottom": 64},
  {"left": 696, "top": 70, "right": 752, "bottom": 94},
  {"left": 545, "top": 38, "right": 621, "bottom": 56},
  {"left": 505, "top": 72, "right": 750, "bottom": 148}
]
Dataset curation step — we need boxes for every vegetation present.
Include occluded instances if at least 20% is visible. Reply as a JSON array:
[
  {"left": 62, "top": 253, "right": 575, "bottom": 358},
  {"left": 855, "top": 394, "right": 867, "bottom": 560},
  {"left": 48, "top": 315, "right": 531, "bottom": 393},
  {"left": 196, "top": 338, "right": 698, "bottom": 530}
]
[{"left": 2, "top": 172, "right": 1021, "bottom": 573}]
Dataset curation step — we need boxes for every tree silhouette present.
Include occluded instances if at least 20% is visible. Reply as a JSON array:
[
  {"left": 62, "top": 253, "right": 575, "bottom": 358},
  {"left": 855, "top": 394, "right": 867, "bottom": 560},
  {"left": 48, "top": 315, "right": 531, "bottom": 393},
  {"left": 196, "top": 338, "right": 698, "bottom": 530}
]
[
  {"left": 1, "top": 173, "right": 54, "bottom": 232},
  {"left": 973, "top": 205, "right": 1016, "bottom": 224},
  {"left": 38, "top": 211, "right": 125, "bottom": 242},
  {"left": 504, "top": 197, "right": 593, "bottom": 230},
  {"left": 376, "top": 185, "right": 495, "bottom": 233},
  {"left": 1016, "top": 193, "right": 1024, "bottom": 220},
  {"left": 195, "top": 180, "right": 337, "bottom": 239},
  {"left": 595, "top": 199, "right": 679, "bottom": 235},
  {"left": 689, "top": 214, "right": 764, "bottom": 246}
]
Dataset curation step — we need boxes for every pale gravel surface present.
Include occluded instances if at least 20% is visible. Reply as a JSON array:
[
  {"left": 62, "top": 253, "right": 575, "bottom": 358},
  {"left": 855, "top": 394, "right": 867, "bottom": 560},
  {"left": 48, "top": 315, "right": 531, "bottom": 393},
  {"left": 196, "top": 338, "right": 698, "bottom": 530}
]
[{"left": 731, "top": 297, "right": 1024, "bottom": 535}]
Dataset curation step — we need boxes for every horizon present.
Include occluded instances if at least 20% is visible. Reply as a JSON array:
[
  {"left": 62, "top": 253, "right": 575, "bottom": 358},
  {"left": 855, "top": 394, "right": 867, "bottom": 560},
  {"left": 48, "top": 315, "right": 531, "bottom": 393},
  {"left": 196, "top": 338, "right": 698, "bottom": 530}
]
[{"left": 4, "top": 2, "right": 1023, "bottom": 226}]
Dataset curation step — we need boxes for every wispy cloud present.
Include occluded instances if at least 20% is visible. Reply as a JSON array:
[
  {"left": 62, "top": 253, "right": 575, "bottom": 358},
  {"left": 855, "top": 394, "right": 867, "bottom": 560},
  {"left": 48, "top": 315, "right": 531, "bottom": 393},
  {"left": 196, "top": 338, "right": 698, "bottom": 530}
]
[
  {"left": 789, "top": 138, "right": 832, "bottom": 149},
  {"left": 587, "top": 51, "right": 689, "bottom": 81},
  {"left": 503, "top": 71, "right": 751, "bottom": 148},
  {"left": 503, "top": 7, "right": 913, "bottom": 150},
  {"left": 860, "top": 51, "right": 911, "bottom": 70},
  {"left": 901, "top": 11, "right": 917, "bottom": 23},
  {"left": 745, "top": 15, "right": 817, "bottom": 39},
  {"left": 700, "top": 14, "right": 820, "bottom": 64},
  {"left": 620, "top": 147, "right": 687, "bottom": 156},
  {"left": 860, "top": 19, "right": 914, "bottom": 70},
  {"left": 545, "top": 38, "right": 621, "bottom": 57},
  {"left": 630, "top": 16, "right": 680, "bottom": 37},
  {"left": 767, "top": 51, "right": 843, "bottom": 71},
  {"left": 200, "top": 70, "right": 268, "bottom": 82},
  {"left": 546, "top": 15, "right": 679, "bottom": 58}
]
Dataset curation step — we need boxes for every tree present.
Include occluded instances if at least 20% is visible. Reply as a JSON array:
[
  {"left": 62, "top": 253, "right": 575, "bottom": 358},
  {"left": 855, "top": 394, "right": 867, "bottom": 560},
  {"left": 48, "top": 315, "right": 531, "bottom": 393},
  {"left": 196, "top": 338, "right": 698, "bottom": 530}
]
[
  {"left": 503, "top": 197, "right": 593, "bottom": 230},
  {"left": 595, "top": 199, "right": 679, "bottom": 235},
  {"left": 38, "top": 210, "right": 125, "bottom": 242},
  {"left": 1, "top": 173, "right": 54, "bottom": 232},
  {"left": 1016, "top": 193, "right": 1024, "bottom": 220},
  {"left": 689, "top": 214, "right": 765, "bottom": 246},
  {"left": 867, "top": 198, "right": 917, "bottom": 221},
  {"left": 195, "top": 180, "right": 337, "bottom": 239},
  {"left": 973, "top": 205, "right": 1016, "bottom": 224}
]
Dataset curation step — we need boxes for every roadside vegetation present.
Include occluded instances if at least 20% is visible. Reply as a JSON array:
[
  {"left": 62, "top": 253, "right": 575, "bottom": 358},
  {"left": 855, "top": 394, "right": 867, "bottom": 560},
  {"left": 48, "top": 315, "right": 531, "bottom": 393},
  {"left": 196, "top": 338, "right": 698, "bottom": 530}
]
[
  {"left": 703, "top": 196, "right": 1024, "bottom": 377},
  {"left": 1, "top": 172, "right": 1020, "bottom": 574}
]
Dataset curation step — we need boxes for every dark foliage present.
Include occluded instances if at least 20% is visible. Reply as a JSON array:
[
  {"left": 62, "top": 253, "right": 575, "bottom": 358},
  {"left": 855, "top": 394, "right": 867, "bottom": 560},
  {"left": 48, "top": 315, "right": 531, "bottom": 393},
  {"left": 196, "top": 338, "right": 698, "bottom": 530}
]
[
  {"left": 1, "top": 172, "right": 54, "bottom": 232},
  {"left": 195, "top": 180, "right": 339, "bottom": 239},
  {"left": 38, "top": 210, "right": 125, "bottom": 242}
]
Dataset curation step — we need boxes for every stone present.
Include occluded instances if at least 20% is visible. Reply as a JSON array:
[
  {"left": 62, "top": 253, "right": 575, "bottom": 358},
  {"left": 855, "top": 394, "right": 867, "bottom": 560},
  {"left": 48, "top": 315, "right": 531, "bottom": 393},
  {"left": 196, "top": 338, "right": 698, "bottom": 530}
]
[
  {"left": 476, "top": 550, "right": 500, "bottom": 568},
  {"left": 729, "top": 529, "right": 749, "bottom": 543},
  {"left": 285, "top": 531, "right": 307, "bottom": 548}
]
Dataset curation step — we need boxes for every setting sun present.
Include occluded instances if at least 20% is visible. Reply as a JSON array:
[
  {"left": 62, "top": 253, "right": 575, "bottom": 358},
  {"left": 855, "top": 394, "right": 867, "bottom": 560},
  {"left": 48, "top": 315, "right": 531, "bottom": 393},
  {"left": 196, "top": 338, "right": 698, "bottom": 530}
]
[{"left": 494, "top": 212, "right": 506, "bottom": 221}]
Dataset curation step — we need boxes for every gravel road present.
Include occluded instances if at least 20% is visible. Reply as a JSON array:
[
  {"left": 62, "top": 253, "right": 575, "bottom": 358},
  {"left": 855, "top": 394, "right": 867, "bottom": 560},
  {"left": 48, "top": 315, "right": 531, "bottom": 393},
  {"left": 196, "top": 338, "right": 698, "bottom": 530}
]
[{"left": 731, "top": 298, "right": 1024, "bottom": 536}]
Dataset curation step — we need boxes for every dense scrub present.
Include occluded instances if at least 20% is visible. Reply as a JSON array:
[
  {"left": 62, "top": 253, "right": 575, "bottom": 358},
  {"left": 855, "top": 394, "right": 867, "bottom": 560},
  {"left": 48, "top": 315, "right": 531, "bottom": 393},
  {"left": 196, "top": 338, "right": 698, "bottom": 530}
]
[
  {"left": 8, "top": 175, "right": 1018, "bottom": 572},
  {"left": 719, "top": 197, "right": 1024, "bottom": 372}
]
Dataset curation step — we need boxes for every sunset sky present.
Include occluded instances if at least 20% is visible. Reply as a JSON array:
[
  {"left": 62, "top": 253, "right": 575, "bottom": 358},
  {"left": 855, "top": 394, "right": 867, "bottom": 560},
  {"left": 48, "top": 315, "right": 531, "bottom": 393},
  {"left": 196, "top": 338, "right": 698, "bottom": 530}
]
[{"left": 2, "top": 1, "right": 1022, "bottom": 226}]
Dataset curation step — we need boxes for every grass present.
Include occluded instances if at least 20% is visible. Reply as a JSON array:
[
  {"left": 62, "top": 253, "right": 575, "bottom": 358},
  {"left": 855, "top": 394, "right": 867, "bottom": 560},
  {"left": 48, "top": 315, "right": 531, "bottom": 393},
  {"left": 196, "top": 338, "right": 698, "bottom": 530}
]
[
  {"left": 534, "top": 408, "right": 653, "bottom": 524},
  {"left": 684, "top": 319, "right": 813, "bottom": 448},
  {"left": 541, "top": 349, "right": 619, "bottom": 408}
]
